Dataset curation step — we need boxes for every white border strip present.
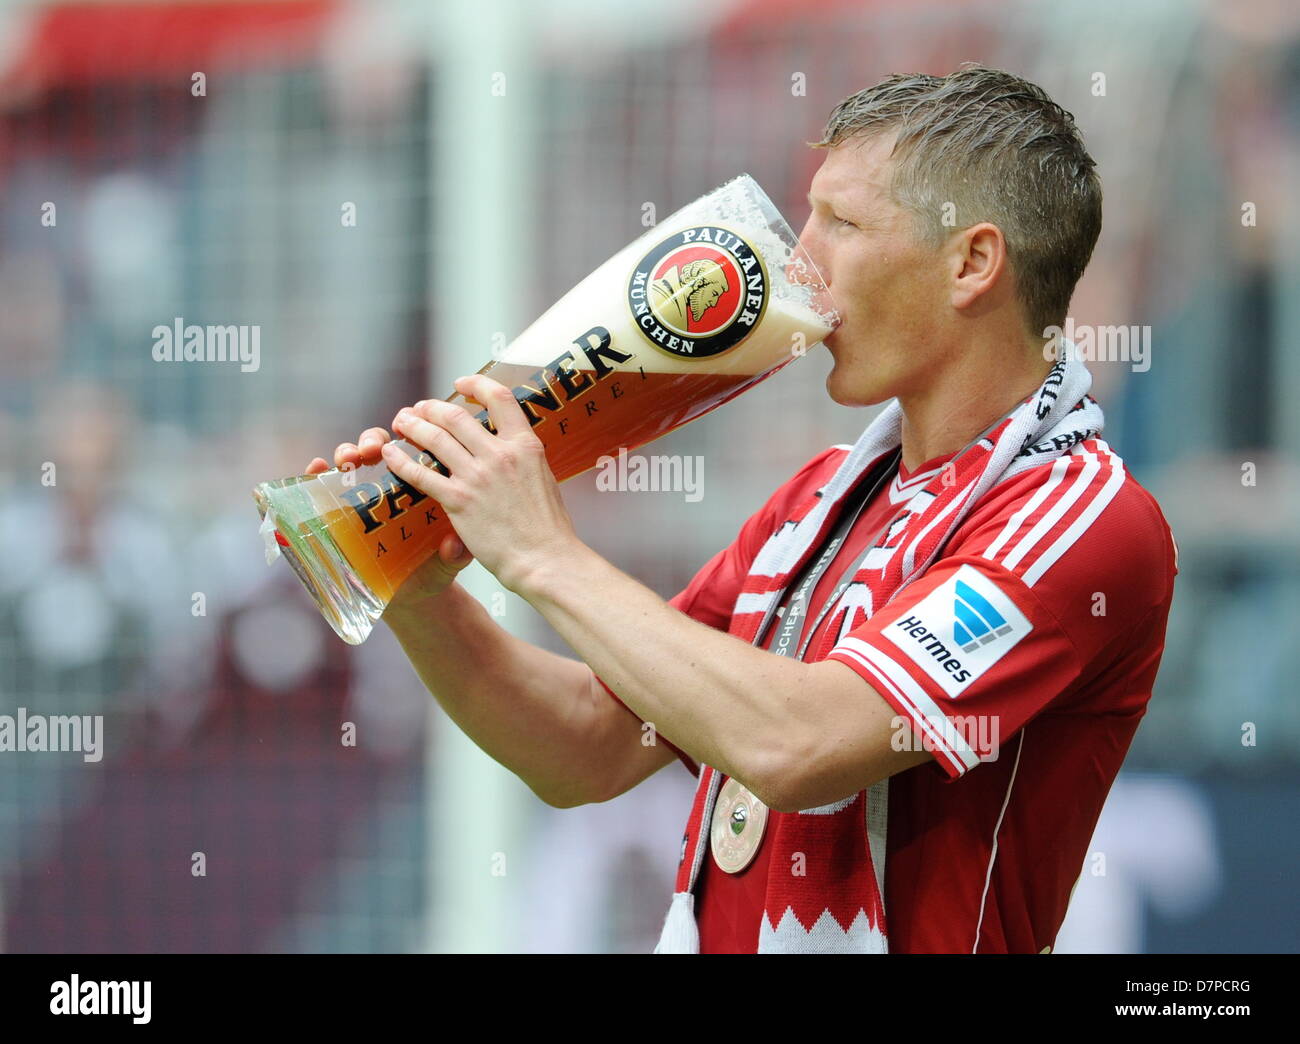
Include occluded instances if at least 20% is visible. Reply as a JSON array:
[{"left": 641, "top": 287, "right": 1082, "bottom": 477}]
[
  {"left": 1022, "top": 445, "right": 1126, "bottom": 587},
  {"left": 973, "top": 731, "right": 1025, "bottom": 953},
  {"left": 1001, "top": 449, "right": 1100, "bottom": 571},
  {"left": 982, "top": 456, "right": 1071, "bottom": 561},
  {"left": 832, "top": 636, "right": 980, "bottom": 776}
]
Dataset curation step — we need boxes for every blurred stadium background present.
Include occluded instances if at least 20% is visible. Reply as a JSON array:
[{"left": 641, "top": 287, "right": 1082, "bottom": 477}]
[{"left": 0, "top": 0, "right": 1296, "bottom": 953}]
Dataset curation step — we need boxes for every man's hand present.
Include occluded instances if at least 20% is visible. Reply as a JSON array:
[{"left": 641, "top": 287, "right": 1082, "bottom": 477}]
[
  {"left": 304, "top": 423, "right": 392, "bottom": 477},
  {"left": 303, "top": 411, "right": 667, "bottom": 808},
  {"left": 301, "top": 378, "right": 929, "bottom": 809},
  {"left": 303, "top": 425, "right": 475, "bottom": 615},
  {"left": 382, "top": 373, "right": 579, "bottom": 594}
]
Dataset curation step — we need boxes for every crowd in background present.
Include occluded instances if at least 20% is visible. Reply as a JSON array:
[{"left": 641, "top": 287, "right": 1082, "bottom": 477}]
[{"left": 0, "top": 0, "right": 1295, "bottom": 952}]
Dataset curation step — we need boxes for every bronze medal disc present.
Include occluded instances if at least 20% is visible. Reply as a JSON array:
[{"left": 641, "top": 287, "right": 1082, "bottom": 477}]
[{"left": 710, "top": 777, "right": 769, "bottom": 874}]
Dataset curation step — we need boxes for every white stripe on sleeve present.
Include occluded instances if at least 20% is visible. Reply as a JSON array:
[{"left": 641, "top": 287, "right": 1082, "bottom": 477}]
[{"left": 832, "top": 636, "right": 980, "bottom": 776}]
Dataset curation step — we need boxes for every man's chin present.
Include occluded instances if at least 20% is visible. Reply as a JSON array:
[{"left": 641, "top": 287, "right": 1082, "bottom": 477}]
[{"left": 826, "top": 364, "right": 889, "bottom": 408}]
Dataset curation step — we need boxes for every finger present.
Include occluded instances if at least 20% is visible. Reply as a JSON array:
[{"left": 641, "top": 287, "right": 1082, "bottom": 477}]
[
  {"left": 381, "top": 439, "right": 456, "bottom": 503},
  {"left": 392, "top": 405, "right": 475, "bottom": 475},
  {"left": 438, "top": 531, "right": 474, "bottom": 570},
  {"left": 334, "top": 442, "right": 361, "bottom": 470},
  {"left": 455, "top": 374, "right": 534, "bottom": 441},
  {"left": 305, "top": 457, "right": 330, "bottom": 475},
  {"left": 424, "top": 530, "right": 475, "bottom": 587},
  {"left": 413, "top": 398, "right": 498, "bottom": 456},
  {"left": 355, "top": 427, "right": 391, "bottom": 465}
]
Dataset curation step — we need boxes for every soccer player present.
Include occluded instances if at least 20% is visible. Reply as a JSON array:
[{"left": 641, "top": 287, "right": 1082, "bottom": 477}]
[{"left": 306, "top": 66, "right": 1177, "bottom": 953}]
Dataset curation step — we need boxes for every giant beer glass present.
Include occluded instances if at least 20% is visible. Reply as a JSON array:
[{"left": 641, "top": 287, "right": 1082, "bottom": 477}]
[{"left": 254, "top": 174, "right": 838, "bottom": 644}]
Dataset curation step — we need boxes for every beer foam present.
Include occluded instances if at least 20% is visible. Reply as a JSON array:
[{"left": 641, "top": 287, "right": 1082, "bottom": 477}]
[{"left": 496, "top": 175, "right": 836, "bottom": 376}]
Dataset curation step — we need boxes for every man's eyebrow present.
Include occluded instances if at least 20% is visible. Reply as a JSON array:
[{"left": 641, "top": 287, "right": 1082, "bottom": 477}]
[
  {"left": 807, "top": 190, "right": 843, "bottom": 212},
  {"left": 808, "top": 190, "right": 852, "bottom": 218}
]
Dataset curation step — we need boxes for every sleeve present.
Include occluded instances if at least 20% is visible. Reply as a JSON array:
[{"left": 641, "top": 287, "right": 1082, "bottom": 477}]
[
  {"left": 826, "top": 457, "right": 1175, "bottom": 782},
  {"left": 599, "top": 446, "right": 851, "bottom": 778}
]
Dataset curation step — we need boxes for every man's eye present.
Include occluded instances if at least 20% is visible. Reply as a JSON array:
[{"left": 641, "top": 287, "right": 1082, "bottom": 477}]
[{"left": 835, "top": 216, "right": 857, "bottom": 230}]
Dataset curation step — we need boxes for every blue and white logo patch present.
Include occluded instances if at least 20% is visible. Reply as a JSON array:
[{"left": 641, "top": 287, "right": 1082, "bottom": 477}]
[{"left": 883, "top": 564, "right": 1031, "bottom": 697}]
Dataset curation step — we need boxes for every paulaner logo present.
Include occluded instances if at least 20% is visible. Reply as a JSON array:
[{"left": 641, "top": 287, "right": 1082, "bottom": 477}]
[
  {"left": 628, "top": 225, "right": 768, "bottom": 358},
  {"left": 339, "top": 326, "right": 635, "bottom": 538},
  {"left": 50, "top": 975, "right": 151, "bottom": 1024}
]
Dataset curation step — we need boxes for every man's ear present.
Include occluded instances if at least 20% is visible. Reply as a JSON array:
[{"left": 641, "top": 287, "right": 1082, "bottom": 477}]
[{"left": 948, "top": 222, "right": 1009, "bottom": 316}]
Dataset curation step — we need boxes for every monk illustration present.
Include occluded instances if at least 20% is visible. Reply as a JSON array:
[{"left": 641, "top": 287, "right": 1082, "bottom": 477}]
[{"left": 650, "top": 258, "right": 730, "bottom": 330}]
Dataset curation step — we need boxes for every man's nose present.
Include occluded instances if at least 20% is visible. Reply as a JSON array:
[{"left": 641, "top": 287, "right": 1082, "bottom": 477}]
[{"left": 791, "top": 218, "right": 829, "bottom": 289}]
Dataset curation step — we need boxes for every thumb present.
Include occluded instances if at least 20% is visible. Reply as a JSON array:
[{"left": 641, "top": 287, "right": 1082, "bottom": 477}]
[{"left": 439, "top": 532, "right": 474, "bottom": 570}]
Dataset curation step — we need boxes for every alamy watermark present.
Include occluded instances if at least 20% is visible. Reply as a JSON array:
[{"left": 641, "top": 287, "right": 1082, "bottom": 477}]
[
  {"left": 595, "top": 447, "right": 704, "bottom": 503},
  {"left": 890, "top": 713, "right": 1000, "bottom": 763},
  {"left": 0, "top": 708, "right": 103, "bottom": 762},
  {"left": 1042, "top": 318, "right": 1150, "bottom": 373},
  {"left": 151, "top": 317, "right": 261, "bottom": 372},
  {"left": 50, "top": 975, "right": 150, "bottom": 1024}
]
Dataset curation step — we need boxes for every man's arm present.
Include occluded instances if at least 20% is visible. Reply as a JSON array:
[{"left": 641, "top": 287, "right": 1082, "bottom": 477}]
[
  {"left": 512, "top": 543, "right": 931, "bottom": 812},
  {"left": 305, "top": 433, "right": 675, "bottom": 809},
  {"left": 378, "top": 377, "right": 932, "bottom": 813},
  {"left": 383, "top": 583, "right": 677, "bottom": 807}
]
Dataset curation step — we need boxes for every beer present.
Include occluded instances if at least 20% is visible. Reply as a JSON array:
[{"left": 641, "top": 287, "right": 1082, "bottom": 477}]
[{"left": 255, "top": 174, "right": 837, "bottom": 643}]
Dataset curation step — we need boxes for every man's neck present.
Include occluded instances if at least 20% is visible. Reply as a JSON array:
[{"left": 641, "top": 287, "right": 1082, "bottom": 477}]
[{"left": 897, "top": 334, "right": 1053, "bottom": 473}]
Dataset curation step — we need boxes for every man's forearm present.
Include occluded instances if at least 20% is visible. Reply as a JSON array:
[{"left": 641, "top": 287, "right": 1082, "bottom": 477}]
[
  {"left": 383, "top": 581, "right": 621, "bottom": 806},
  {"left": 373, "top": 374, "right": 917, "bottom": 813},
  {"left": 515, "top": 542, "right": 815, "bottom": 792}
]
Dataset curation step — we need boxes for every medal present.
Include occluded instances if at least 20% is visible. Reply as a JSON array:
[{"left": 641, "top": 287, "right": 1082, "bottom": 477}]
[{"left": 710, "top": 777, "right": 769, "bottom": 874}]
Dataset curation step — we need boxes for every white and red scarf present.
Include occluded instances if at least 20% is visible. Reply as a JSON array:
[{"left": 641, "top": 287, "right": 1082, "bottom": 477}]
[{"left": 655, "top": 353, "right": 1105, "bottom": 953}]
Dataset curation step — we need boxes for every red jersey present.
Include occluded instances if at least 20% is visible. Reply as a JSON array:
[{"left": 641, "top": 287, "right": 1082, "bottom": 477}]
[
  {"left": 692, "top": 448, "right": 956, "bottom": 951},
  {"left": 603, "top": 437, "right": 1178, "bottom": 953}
]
